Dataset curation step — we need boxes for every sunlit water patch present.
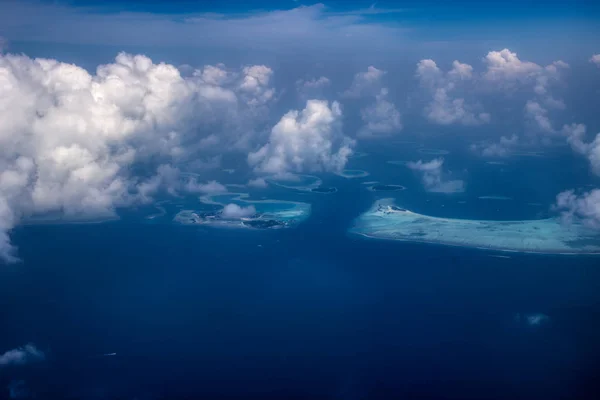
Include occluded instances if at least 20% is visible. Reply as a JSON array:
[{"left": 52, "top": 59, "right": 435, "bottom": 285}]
[{"left": 349, "top": 198, "right": 600, "bottom": 254}]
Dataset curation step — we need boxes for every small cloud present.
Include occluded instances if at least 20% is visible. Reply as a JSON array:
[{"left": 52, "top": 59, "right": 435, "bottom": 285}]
[
  {"left": 590, "top": 54, "right": 600, "bottom": 67},
  {"left": 248, "top": 178, "right": 268, "bottom": 188},
  {"left": 185, "top": 180, "right": 227, "bottom": 194},
  {"left": 221, "top": 204, "right": 256, "bottom": 219},
  {"left": 0, "top": 344, "right": 45, "bottom": 367},
  {"left": 343, "top": 66, "right": 386, "bottom": 98},
  {"left": 554, "top": 188, "right": 600, "bottom": 229},
  {"left": 407, "top": 158, "right": 465, "bottom": 193}
]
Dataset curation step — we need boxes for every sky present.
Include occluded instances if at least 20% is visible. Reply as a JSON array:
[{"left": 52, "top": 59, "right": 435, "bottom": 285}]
[{"left": 0, "top": 0, "right": 599, "bottom": 262}]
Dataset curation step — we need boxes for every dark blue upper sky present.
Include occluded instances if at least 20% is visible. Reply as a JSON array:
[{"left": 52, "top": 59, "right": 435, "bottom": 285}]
[{"left": 33, "top": 0, "right": 600, "bottom": 19}]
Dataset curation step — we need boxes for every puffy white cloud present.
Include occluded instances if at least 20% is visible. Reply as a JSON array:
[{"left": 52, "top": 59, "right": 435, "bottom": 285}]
[
  {"left": 343, "top": 66, "right": 386, "bottom": 98},
  {"left": 415, "top": 59, "right": 443, "bottom": 88},
  {"left": 358, "top": 89, "right": 402, "bottom": 138},
  {"left": 296, "top": 76, "right": 330, "bottom": 99},
  {"left": 563, "top": 124, "right": 600, "bottom": 175},
  {"left": 184, "top": 180, "right": 227, "bottom": 194},
  {"left": 416, "top": 59, "right": 489, "bottom": 126},
  {"left": 247, "top": 177, "right": 268, "bottom": 188},
  {"left": 555, "top": 189, "right": 600, "bottom": 228},
  {"left": 0, "top": 344, "right": 45, "bottom": 367},
  {"left": 0, "top": 51, "right": 277, "bottom": 262},
  {"left": 525, "top": 100, "right": 553, "bottom": 133},
  {"left": 221, "top": 203, "right": 256, "bottom": 219},
  {"left": 448, "top": 60, "right": 474, "bottom": 81},
  {"left": 590, "top": 54, "right": 600, "bottom": 67},
  {"left": 470, "top": 135, "right": 519, "bottom": 157},
  {"left": 297, "top": 76, "right": 330, "bottom": 90},
  {"left": 248, "top": 100, "right": 354, "bottom": 174},
  {"left": 407, "top": 158, "right": 465, "bottom": 193},
  {"left": 482, "top": 49, "right": 569, "bottom": 135},
  {"left": 237, "top": 65, "right": 275, "bottom": 106},
  {"left": 483, "top": 49, "right": 542, "bottom": 82},
  {"left": 426, "top": 88, "right": 490, "bottom": 125}
]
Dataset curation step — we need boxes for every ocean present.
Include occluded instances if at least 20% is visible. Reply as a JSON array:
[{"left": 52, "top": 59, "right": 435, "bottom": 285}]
[{"left": 1, "top": 140, "right": 600, "bottom": 399}]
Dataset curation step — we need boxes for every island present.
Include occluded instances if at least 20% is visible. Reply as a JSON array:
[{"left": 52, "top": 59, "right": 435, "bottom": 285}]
[
  {"left": 349, "top": 198, "right": 600, "bottom": 254},
  {"left": 174, "top": 193, "right": 311, "bottom": 230}
]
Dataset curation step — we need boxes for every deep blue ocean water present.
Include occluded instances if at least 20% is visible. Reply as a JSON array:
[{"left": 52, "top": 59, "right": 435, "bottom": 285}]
[{"left": 2, "top": 141, "right": 600, "bottom": 399}]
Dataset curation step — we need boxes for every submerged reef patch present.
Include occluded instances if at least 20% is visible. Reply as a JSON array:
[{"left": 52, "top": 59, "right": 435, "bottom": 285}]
[
  {"left": 368, "top": 184, "right": 406, "bottom": 192},
  {"left": 335, "top": 169, "right": 370, "bottom": 178}
]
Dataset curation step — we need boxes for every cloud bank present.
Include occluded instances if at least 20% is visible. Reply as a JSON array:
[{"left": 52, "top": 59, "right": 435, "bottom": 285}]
[{"left": 0, "top": 50, "right": 279, "bottom": 261}]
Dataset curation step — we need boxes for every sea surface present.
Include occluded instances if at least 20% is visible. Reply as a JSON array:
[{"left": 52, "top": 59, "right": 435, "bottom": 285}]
[{"left": 2, "top": 140, "right": 600, "bottom": 399}]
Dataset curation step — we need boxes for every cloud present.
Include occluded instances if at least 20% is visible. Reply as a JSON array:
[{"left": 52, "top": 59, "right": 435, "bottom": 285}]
[
  {"left": 221, "top": 203, "right": 256, "bottom": 219},
  {"left": 483, "top": 49, "right": 569, "bottom": 134},
  {"left": 248, "top": 177, "right": 268, "bottom": 188},
  {"left": 184, "top": 180, "right": 227, "bottom": 194},
  {"left": 407, "top": 158, "right": 465, "bottom": 193},
  {"left": 0, "top": 2, "right": 406, "bottom": 51},
  {"left": 358, "top": 89, "right": 402, "bottom": 138},
  {"left": 248, "top": 99, "right": 354, "bottom": 174},
  {"left": 470, "top": 135, "right": 519, "bottom": 157},
  {"left": 416, "top": 59, "right": 489, "bottom": 126},
  {"left": 555, "top": 189, "right": 600, "bottom": 228},
  {"left": 0, "top": 51, "right": 277, "bottom": 262},
  {"left": 563, "top": 123, "right": 600, "bottom": 175},
  {"left": 483, "top": 49, "right": 542, "bottom": 82},
  {"left": 296, "top": 76, "right": 331, "bottom": 99},
  {"left": 343, "top": 66, "right": 386, "bottom": 98},
  {"left": 238, "top": 65, "right": 275, "bottom": 107},
  {"left": 0, "top": 344, "right": 45, "bottom": 367},
  {"left": 590, "top": 54, "right": 600, "bottom": 67},
  {"left": 525, "top": 100, "right": 553, "bottom": 133}
]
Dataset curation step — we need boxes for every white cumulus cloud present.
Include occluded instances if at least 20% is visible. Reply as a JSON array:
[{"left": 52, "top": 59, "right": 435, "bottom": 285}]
[
  {"left": 343, "top": 66, "right": 386, "bottom": 98},
  {"left": 221, "top": 203, "right": 256, "bottom": 219},
  {"left": 248, "top": 100, "right": 354, "bottom": 174},
  {"left": 555, "top": 189, "right": 600, "bottom": 228},
  {"left": 563, "top": 124, "right": 600, "bottom": 175},
  {"left": 590, "top": 54, "right": 600, "bottom": 67},
  {"left": 358, "top": 89, "right": 402, "bottom": 138},
  {"left": 416, "top": 59, "right": 489, "bottom": 126},
  {"left": 0, "top": 51, "right": 276, "bottom": 262},
  {"left": 247, "top": 178, "right": 268, "bottom": 188},
  {"left": 470, "top": 135, "right": 519, "bottom": 158},
  {"left": 407, "top": 158, "right": 465, "bottom": 193}
]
